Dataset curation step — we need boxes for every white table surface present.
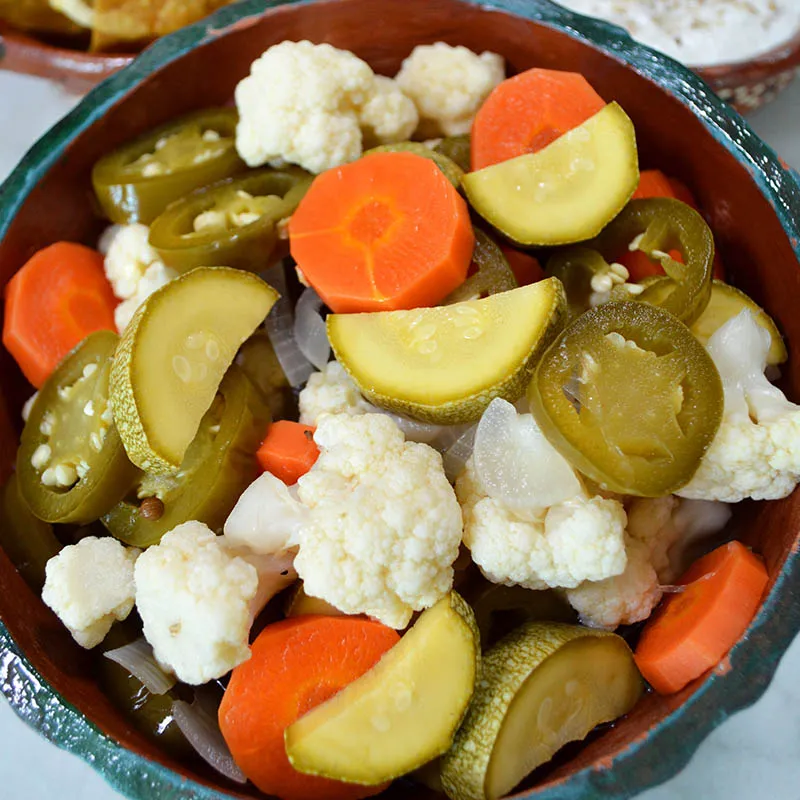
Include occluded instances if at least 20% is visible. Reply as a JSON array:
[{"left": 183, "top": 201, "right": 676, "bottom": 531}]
[{"left": 1, "top": 67, "right": 800, "bottom": 799}]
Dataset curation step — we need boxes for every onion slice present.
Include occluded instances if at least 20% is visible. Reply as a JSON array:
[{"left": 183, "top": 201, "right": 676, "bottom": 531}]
[
  {"left": 473, "top": 398, "right": 582, "bottom": 513},
  {"left": 443, "top": 425, "right": 477, "bottom": 482},
  {"left": 172, "top": 695, "right": 247, "bottom": 784},
  {"left": 293, "top": 287, "right": 331, "bottom": 370},
  {"left": 262, "top": 263, "right": 315, "bottom": 388},
  {"left": 103, "top": 637, "right": 176, "bottom": 695}
]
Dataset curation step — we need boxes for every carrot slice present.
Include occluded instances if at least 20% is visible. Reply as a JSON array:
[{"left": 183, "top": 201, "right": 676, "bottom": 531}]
[
  {"left": 632, "top": 169, "right": 675, "bottom": 200},
  {"left": 635, "top": 541, "right": 769, "bottom": 695},
  {"left": 3, "top": 242, "right": 117, "bottom": 388},
  {"left": 289, "top": 152, "right": 474, "bottom": 313},
  {"left": 619, "top": 172, "right": 725, "bottom": 280},
  {"left": 470, "top": 68, "right": 606, "bottom": 171},
  {"left": 219, "top": 615, "right": 400, "bottom": 800},
  {"left": 498, "top": 244, "right": 545, "bottom": 286},
  {"left": 257, "top": 421, "right": 320, "bottom": 485}
]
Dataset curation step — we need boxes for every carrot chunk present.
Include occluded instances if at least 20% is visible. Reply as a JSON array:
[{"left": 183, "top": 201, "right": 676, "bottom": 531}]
[
  {"left": 632, "top": 169, "right": 676, "bottom": 200},
  {"left": 470, "top": 68, "right": 606, "bottom": 170},
  {"left": 498, "top": 244, "right": 545, "bottom": 286},
  {"left": 3, "top": 242, "right": 117, "bottom": 388},
  {"left": 219, "top": 615, "right": 400, "bottom": 800},
  {"left": 289, "top": 152, "right": 474, "bottom": 313},
  {"left": 257, "top": 421, "right": 320, "bottom": 485},
  {"left": 635, "top": 541, "right": 769, "bottom": 695}
]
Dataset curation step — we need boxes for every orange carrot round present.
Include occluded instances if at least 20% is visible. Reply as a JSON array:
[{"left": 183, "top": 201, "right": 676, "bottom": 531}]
[
  {"left": 632, "top": 169, "right": 675, "bottom": 200},
  {"left": 257, "top": 421, "right": 320, "bottom": 485},
  {"left": 634, "top": 541, "right": 769, "bottom": 695},
  {"left": 219, "top": 615, "right": 400, "bottom": 800},
  {"left": 668, "top": 177, "right": 699, "bottom": 209},
  {"left": 289, "top": 152, "right": 474, "bottom": 313},
  {"left": 3, "top": 242, "right": 117, "bottom": 388},
  {"left": 498, "top": 243, "right": 545, "bottom": 286},
  {"left": 470, "top": 68, "right": 606, "bottom": 171}
]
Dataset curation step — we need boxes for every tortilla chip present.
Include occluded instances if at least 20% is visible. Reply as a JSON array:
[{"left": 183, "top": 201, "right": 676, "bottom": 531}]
[
  {"left": 0, "top": 0, "right": 83, "bottom": 35},
  {"left": 89, "top": 0, "right": 234, "bottom": 51}
]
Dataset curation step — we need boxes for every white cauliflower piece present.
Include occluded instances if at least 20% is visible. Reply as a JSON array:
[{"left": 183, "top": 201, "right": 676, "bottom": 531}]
[
  {"left": 299, "top": 361, "right": 373, "bottom": 425},
  {"left": 359, "top": 75, "right": 419, "bottom": 146},
  {"left": 567, "top": 495, "right": 732, "bottom": 629},
  {"left": 235, "top": 40, "right": 417, "bottom": 174},
  {"left": 134, "top": 522, "right": 260, "bottom": 685},
  {"left": 566, "top": 537, "right": 661, "bottom": 630},
  {"left": 457, "top": 458, "right": 627, "bottom": 591},
  {"left": 224, "top": 471, "right": 309, "bottom": 553},
  {"left": 395, "top": 42, "right": 505, "bottom": 137},
  {"left": 99, "top": 223, "right": 177, "bottom": 332},
  {"left": 294, "top": 413, "right": 462, "bottom": 628},
  {"left": 42, "top": 537, "right": 139, "bottom": 649},
  {"left": 679, "top": 309, "right": 800, "bottom": 502}
]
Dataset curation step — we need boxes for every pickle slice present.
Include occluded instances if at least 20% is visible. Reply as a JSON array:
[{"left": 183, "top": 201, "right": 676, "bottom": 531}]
[
  {"left": 328, "top": 279, "right": 567, "bottom": 425},
  {"left": 463, "top": 103, "right": 639, "bottom": 246},
  {"left": 691, "top": 280, "right": 787, "bottom": 365},
  {"left": 285, "top": 593, "right": 480, "bottom": 784},
  {"left": 110, "top": 267, "right": 278, "bottom": 474},
  {"left": 440, "top": 623, "right": 643, "bottom": 800}
]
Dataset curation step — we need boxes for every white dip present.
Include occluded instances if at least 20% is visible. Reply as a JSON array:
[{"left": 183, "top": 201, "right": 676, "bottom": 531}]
[{"left": 556, "top": 0, "right": 800, "bottom": 67}]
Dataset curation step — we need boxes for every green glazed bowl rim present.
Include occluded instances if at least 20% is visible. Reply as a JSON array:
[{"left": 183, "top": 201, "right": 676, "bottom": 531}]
[{"left": 2, "top": 1, "right": 800, "bottom": 798}]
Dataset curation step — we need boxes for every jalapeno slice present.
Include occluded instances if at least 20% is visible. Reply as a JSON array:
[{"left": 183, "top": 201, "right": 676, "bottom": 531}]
[
  {"left": 528, "top": 301, "right": 723, "bottom": 497},
  {"left": 92, "top": 109, "right": 245, "bottom": 225},
  {"left": 99, "top": 622, "right": 192, "bottom": 759},
  {"left": 148, "top": 168, "right": 312, "bottom": 273},
  {"left": 103, "top": 365, "right": 269, "bottom": 548},
  {"left": 364, "top": 141, "right": 464, "bottom": 188},
  {"left": 443, "top": 229, "right": 517, "bottom": 303},
  {"left": 17, "top": 331, "right": 138, "bottom": 525},
  {"left": 0, "top": 474, "right": 62, "bottom": 591},
  {"left": 546, "top": 246, "right": 619, "bottom": 321},
  {"left": 434, "top": 135, "right": 471, "bottom": 173}
]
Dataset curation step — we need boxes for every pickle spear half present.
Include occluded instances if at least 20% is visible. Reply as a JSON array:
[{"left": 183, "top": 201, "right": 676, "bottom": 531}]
[{"left": 110, "top": 267, "right": 277, "bottom": 474}]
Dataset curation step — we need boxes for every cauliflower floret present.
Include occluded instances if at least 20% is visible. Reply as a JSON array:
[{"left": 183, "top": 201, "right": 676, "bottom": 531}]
[
  {"left": 679, "top": 310, "right": 800, "bottom": 502},
  {"left": 457, "top": 458, "right": 628, "bottom": 590},
  {"left": 134, "top": 522, "right": 260, "bottom": 685},
  {"left": 395, "top": 42, "right": 505, "bottom": 137},
  {"left": 299, "top": 361, "right": 373, "bottom": 425},
  {"left": 294, "top": 413, "right": 462, "bottom": 628},
  {"left": 99, "top": 223, "right": 178, "bottom": 332},
  {"left": 567, "top": 495, "right": 732, "bottom": 629},
  {"left": 235, "top": 41, "right": 417, "bottom": 174},
  {"left": 566, "top": 537, "right": 660, "bottom": 630},
  {"left": 42, "top": 537, "right": 139, "bottom": 649},
  {"left": 359, "top": 75, "right": 419, "bottom": 146}
]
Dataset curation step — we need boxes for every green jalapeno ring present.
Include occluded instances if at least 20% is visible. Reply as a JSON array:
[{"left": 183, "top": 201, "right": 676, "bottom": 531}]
[
  {"left": 546, "top": 246, "right": 617, "bottom": 322},
  {"left": 364, "top": 141, "right": 464, "bottom": 188},
  {"left": 434, "top": 135, "right": 471, "bottom": 174},
  {"left": 148, "top": 168, "right": 312, "bottom": 273},
  {"left": 92, "top": 108, "right": 245, "bottom": 225},
  {"left": 103, "top": 365, "right": 269, "bottom": 549},
  {"left": 17, "top": 331, "right": 139, "bottom": 525},
  {"left": 443, "top": 228, "right": 517, "bottom": 304},
  {"left": 528, "top": 300, "right": 723, "bottom": 497}
]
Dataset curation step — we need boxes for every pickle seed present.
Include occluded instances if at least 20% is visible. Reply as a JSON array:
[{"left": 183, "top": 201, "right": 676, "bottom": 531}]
[
  {"left": 205, "top": 339, "right": 221, "bottom": 361},
  {"left": 172, "top": 355, "right": 193, "bottom": 383}
]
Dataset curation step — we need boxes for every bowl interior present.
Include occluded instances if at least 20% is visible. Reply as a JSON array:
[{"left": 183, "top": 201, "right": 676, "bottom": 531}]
[{"left": 1, "top": 0, "right": 800, "bottom": 798}]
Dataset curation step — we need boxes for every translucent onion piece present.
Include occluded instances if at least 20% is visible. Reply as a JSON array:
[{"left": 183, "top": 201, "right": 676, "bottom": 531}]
[
  {"left": 378, "top": 410, "right": 446, "bottom": 445},
  {"left": 263, "top": 263, "right": 315, "bottom": 388},
  {"left": 474, "top": 398, "right": 582, "bottom": 514},
  {"left": 103, "top": 637, "right": 176, "bottom": 695},
  {"left": 172, "top": 697, "right": 247, "bottom": 784},
  {"left": 293, "top": 287, "right": 330, "bottom": 371},
  {"left": 443, "top": 425, "right": 477, "bottom": 482}
]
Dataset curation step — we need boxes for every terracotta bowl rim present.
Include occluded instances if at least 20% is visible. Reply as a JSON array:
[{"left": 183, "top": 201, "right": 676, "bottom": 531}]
[{"left": 2, "top": 1, "right": 800, "bottom": 799}]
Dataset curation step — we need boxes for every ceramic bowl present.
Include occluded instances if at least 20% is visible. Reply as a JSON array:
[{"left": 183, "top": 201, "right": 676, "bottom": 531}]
[
  {"left": 2, "top": 1, "right": 800, "bottom": 798},
  {"left": 695, "top": 28, "right": 800, "bottom": 113}
]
